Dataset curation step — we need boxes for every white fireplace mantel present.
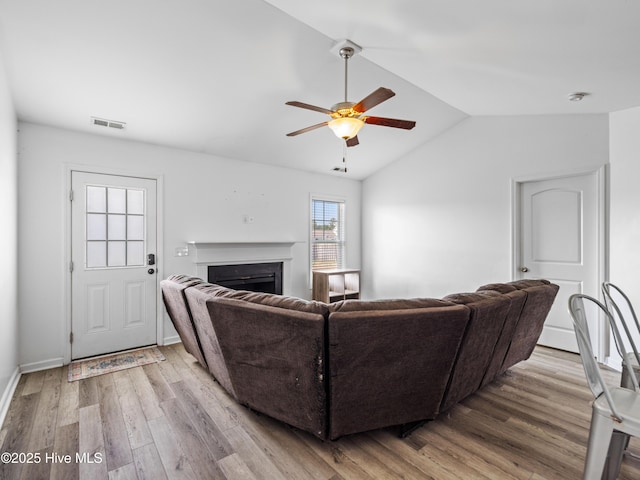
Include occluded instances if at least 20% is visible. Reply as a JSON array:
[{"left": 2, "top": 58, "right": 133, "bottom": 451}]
[{"left": 186, "top": 241, "right": 299, "bottom": 294}]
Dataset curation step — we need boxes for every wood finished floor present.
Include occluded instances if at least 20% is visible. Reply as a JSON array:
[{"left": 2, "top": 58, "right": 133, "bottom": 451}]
[{"left": 1, "top": 344, "right": 640, "bottom": 480}]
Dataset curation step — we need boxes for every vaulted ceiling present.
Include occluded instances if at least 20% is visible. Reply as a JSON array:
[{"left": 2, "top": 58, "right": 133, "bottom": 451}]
[{"left": 1, "top": 0, "right": 639, "bottom": 179}]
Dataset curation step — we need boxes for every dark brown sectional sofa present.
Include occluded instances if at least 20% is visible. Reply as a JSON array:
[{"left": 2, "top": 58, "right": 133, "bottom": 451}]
[{"left": 161, "top": 275, "right": 558, "bottom": 440}]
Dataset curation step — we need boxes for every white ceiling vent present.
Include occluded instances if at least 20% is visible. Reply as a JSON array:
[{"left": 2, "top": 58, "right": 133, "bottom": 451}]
[{"left": 90, "top": 117, "right": 126, "bottom": 129}]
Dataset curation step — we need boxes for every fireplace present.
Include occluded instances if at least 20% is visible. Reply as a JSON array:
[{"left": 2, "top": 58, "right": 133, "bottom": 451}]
[
  {"left": 208, "top": 262, "right": 283, "bottom": 294},
  {"left": 188, "top": 241, "right": 295, "bottom": 295}
]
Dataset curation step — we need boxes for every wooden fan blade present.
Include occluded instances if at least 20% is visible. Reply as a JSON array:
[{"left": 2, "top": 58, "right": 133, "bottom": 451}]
[
  {"left": 365, "top": 116, "right": 416, "bottom": 130},
  {"left": 346, "top": 136, "right": 359, "bottom": 147},
  {"left": 285, "top": 101, "right": 335, "bottom": 115},
  {"left": 286, "top": 121, "right": 329, "bottom": 137},
  {"left": 352, "top": 87, "right": 395, "bottom": 114}
]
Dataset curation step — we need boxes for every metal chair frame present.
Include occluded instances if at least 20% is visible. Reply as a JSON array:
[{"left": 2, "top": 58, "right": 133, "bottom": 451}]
[
  {"left": 602, "top": 282, "right": 640, "bottom": 375},
  {"left": 568, "top": 294, "right": 640, "bottom": 479}
]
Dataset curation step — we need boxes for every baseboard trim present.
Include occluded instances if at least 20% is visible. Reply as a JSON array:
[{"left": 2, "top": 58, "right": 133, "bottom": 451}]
[
  {"left": 0, "top": 367, "right": 21, "bottom": 428},
  {"left": 20, "top": 357, "right": 64, "bottom": 374},
  {"left": 163, "top": 335, "right": 181, "bottom": 346}
]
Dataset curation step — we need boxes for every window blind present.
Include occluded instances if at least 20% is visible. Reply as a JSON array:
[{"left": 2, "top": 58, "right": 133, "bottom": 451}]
[{"left": 311, "top": 198, "right": 345, "bottom": 271}]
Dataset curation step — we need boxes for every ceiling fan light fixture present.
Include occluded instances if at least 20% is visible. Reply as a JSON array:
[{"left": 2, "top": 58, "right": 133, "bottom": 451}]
[{"left": 327, "top": 117, "right": 364, "bottom": 139}]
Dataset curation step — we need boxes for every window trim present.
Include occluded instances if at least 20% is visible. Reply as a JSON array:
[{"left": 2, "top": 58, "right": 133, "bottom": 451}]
[{"left": 310, "top": 194, "right": 346, "bottom": 282}]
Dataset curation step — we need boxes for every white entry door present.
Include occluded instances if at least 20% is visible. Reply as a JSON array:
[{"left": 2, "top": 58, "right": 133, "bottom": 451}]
[
  {"left": 516, "top": 171, "right": 602, "bottom": 354},
  {"left": 71, "top": 171, "right": 158, "bottom": 359}
]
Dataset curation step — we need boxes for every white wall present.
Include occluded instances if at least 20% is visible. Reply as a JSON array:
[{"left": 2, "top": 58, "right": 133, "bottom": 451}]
[
  {"left": 0, "top": 48, "right": 19, "bottom": 419},
  {"left": 362, "top": 114, "right": 609, "bottom": 300},
  {"left": 17, "top": 122, "right": 361, "bottom": 369},
  {"left": 609, "top": 106, "right": 640, "bottom": 362}
]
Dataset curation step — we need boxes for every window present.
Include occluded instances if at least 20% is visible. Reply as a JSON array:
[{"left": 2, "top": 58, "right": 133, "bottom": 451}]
[
  {"left": 311, "top": 198, "right": 345, "bottom": 271},
  {"left": 85, "top": 185, "right": 146, "bottom": 268}
]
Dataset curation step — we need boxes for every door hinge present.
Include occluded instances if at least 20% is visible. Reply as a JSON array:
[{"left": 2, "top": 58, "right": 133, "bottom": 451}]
[
  {"left": 69, "top": 332, "right": 73, "bottom": 344},
  {"left": 69, "top": 261, "right": 74, "bottom": 273},
  {"left": 69, "top": 189, "right": 74, "bottom": 202}
]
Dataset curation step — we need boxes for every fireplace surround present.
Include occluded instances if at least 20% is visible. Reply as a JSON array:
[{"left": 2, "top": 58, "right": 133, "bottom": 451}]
[{"left": 187, "top": 241, "right": 296, "bottom": 295}]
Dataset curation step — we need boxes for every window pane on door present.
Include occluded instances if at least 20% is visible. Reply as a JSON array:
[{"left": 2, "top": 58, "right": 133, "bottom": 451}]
[
  {"left": 87, "top": 242, "right": 107, "bottom": 268},
  {"left": 108, "top": 241, "right": 127, "bottom": 266},
  {"left": 127, "top": 190, "right": 144, "bottom": 215},
  {"left": 127, "top": 241, "right": 144, "bottom": 266},
  {"left": 87, "top": 186, "right": 106, "bottom": 212},
  {"left": 108, "top": 188, "right": 126, "bottom": 214},
  {"left": 127, "top": 216, "right": 144, "bottom": 240},
  {"left": 108, "top": 215, "right": 126, "bottom": 240},
  {"left": 87, "top": 214, "right": 107, "bottom": 240}
]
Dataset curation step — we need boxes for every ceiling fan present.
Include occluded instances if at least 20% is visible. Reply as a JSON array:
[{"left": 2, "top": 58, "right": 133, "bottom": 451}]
[{"left": 285, "top": 44, "right": 416, "bottom": 147}]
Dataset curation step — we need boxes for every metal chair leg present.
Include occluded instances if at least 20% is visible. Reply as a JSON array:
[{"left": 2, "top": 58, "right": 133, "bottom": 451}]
[{"left": 584, "top": 411, "right": 615, "bottom": 480}]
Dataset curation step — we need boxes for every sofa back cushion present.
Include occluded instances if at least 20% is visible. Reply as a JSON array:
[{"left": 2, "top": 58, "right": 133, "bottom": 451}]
[
  {"left": 185, "top": 284, "right": 238, "bottom": 398},
  {"left": 329, "top": 297, "right": 452, "bottom": 312},
  {"left": 439, "top": 291, "right": 513, "bottom": 411},
  {"left": 205, "top": 296, "right": 328, "bottom": 439},
  {"left": 191, "top": 282, "right": 329, "bottom": 315},
  {"left": 478, "top": 280, "right": 559, "bottom": 371},
  {"left": 327, "top": 303, "right": 470, "bottom": 439},
  {"left": 160, "top": 275, "right": 207, "bottom": 368},
  {"left": 478, "top": 289, "right": 527, "bottom": 386}
]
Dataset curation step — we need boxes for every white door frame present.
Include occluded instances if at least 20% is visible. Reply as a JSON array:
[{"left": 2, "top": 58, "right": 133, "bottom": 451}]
[
  {"left": 511, "top": 165, "right": 608, "bottom": 362},
  {"left": 63, "top": 163, "right": 164, "bottom": 365}
]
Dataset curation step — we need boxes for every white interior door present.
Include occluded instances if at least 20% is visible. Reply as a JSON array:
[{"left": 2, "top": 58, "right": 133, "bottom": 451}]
[
  {"left": 517, "top": 171, "right": 602, "bottom": 354},
  {"left": 71, "top": 171, "right": 158, "bottom": 359}
]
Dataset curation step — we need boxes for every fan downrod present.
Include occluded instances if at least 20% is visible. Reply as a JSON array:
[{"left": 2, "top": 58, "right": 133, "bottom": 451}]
[{"left": 339, "top": 47, "right": 355, "bottom": 102}]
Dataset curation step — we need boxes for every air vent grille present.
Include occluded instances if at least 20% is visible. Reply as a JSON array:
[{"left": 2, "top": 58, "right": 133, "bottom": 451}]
[{"left": 91, "top": 117, "right": 126, "bottom": 129}]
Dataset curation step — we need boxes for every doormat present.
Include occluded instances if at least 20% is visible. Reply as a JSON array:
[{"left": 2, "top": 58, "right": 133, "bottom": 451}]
[{"left": 67, "top": 346, "right": 165, "bottom": 382}]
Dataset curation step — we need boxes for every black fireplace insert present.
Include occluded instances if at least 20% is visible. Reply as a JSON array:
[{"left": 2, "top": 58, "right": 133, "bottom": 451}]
[{"left": 208, "top": 262, "right": 283, "bottom": 295}]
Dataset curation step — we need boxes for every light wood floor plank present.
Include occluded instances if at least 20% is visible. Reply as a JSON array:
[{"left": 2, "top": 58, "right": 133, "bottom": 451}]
[
  {"left": 49, "top": 422, "right": 79, "bottom": 480},
  {"left": 78, "top": 404, "right": 109, "bottom": 480},
  {"left": 147, "top": 415, "right": 198, "bottom": 480},
  {"left": 218, "top": 453, "right": 259, "bottom": 480},
  {"left": 78, "top": 376, "right": 99, "bottom": 408},
  {"left": 223, "top": 425, "right": 289, "bottom": 480},
  {"left": 142, "top": 363, "right": 175, "bottom": 404},
  {"left": 107, "top": 462, "right": 138, "bottom": 480},
  {"left": 132, "top": 443, "right": 168, "bottom": 480},
  {"left": 21, "top": 370, "right": 46, "bottom": 396},
  {"left": 27, "top": 374, "right": 61, "bottom": 452},
  {"left": 127, "top": 366, "right": 164, "bottom": 421},
  {"left": 159, "top": 397, "right": 226, "bottom": 480},
  {"left": 57, "top": 368, "right": 79, "bottom": 428},
  {"left": 0, "top": 392, "right": 39, "bottom": 480},
  {"left": 97, "top": 375, "right": 134, "bottom": 472},
  {"left": 112, "top": 371, "right": 153, "bottom": 450},
  {"left": 170, "top": 380, "right": 233, "bottom": 461}
]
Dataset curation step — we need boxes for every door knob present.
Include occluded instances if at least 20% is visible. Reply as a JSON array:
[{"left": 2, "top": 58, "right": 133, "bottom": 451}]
[
  {"left": 148, "top": 268, "right": 155, "bottom": 274},
  {"left": 520, "top": 266, "right": 529, "bottom": 273}
]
